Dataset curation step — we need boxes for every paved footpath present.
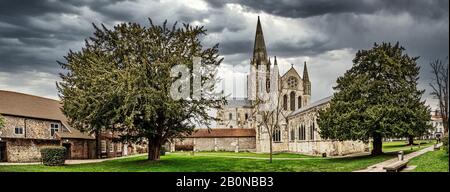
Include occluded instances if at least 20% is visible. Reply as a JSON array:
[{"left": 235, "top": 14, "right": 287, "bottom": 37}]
[
  {"left": 354, "top": 143, "right": 442, "bottom": 172},
  {"left": 0, "top": 153, "right": 147, "bottom": 166}
]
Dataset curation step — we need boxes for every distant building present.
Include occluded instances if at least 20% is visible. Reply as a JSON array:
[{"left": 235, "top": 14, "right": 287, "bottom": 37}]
[
  {"left": 0, "top": 90, "right": 144, "bottom": 162},
  {"left": 428, "top": 109, "right": 445, "bottom": 139}
]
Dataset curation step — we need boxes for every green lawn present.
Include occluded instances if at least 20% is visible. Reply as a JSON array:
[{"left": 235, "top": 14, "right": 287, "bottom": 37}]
[
  {"left": 0, "top": 153, "right": 395, "bottom": 172},
  {"left": 380, "top": 140, "right": 436, "bottom": 153},
  {"left": 409, "top": 149, "right": 449, "bottom": 172},
  {"left": 174, "top": 151, "right": 317, "bottom": 158},
  {"left": 0, "top": 140, "right": 441, "bottom": 172}
]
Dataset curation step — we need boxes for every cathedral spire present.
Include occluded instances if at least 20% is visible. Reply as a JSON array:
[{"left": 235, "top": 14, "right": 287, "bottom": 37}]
[
  {"left": 274, "top": 56, "right": 278, "bottom": 65},
  {"left": 303, "top": 61, "right": 309, "bottom": 82},
  {"left": 252, "top": 16, "right": 268, "bottom": 64}
]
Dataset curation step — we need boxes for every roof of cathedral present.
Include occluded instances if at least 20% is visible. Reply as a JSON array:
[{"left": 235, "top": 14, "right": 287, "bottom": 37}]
[
  {"left": 185, "top": 128, "right": 256, "bottom": 138},
  {"left": 289, "top": 96, "right": 332, "bottom": 117},
  {"left": 224, "top": 98, "right": 252, "bottom": 107}
]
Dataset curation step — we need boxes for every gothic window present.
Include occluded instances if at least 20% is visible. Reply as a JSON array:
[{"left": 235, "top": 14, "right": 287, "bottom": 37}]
[
  {"left": 283, "top": 95, "right": 288, "bottom": 110},
  {"left": 266, "top": 78, "right": 270, "bottom": 92},
  {"left": 298, "top": 96, "right": 302, "bottom": 109},
  {"left": 310, "top": 121, "right": 315, "bottom": 140},
  {"left": 290, "top": 91, "right": 295, "bottom": 111},
  {"left": 229, "top": 113, "right": 233, "bottom": 120},
  {"left": 287, "top": 76, "right": 298, "bottom": 89},
  {"left": 298, "top": 125, "right": 306, "bottom": 140},
  {"left": 272, "top": 127, "right": 281, "bottom": 142},
  {"left": 245, "top": 113, "right": 249, "bottom": 120},
  {"left": 292, "top": 128, "right": 296, "bottom": 141}
]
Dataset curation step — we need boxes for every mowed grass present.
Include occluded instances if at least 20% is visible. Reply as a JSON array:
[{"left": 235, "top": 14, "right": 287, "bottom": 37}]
[
  {"left": 0, "top": 153, "right": 395, "bottom": 172},
  {"left": 409, "top": 149, "right": 449, "bottom": 172},
  {"left": 380, "top": 140, "right": 436, "bottom": 153},
  {"left": 0, "top": 140, "right": 439, "bottom": 172},
  {"left": 176, "top": 151, "right": 317, "bottom": 159}
]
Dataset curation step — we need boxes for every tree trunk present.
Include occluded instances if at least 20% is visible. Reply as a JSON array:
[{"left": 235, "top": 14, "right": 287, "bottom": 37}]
[
  {"left": 95, "top": 130, "right": 101, "bottom": 159},
  {"left": 371, "top": 133, "right": 383, "bottom": 155},
  {"left": 269, "top": 134, "right": 273, "bottom": 163},
  {"left": 147, "top": 138, "right": 161, "bottom": 161},
  {"left": 408, "top": 136, "right": 414, "bottom": 146}
]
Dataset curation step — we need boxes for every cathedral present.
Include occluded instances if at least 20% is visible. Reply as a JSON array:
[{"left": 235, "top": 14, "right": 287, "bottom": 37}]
[{"left": 176, "top": 17, "right": 367, "bottom": 156}]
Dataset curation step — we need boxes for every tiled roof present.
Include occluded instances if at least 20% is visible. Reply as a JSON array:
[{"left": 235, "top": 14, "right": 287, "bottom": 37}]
[
  {"left": 289, "top": 96, "right": 332, "bottom": 117},
  {"left": 0, "top": 90, "right": 94, "bottom": 140},
  {"left": 185, "top": 128, "right": 256, "bottom": 138}
]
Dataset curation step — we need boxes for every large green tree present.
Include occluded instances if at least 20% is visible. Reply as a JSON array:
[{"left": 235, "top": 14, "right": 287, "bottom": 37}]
[
  {"left": 0, "top": 114, "right": 5, "bottom": 129},
  {"left": 58, "top": 19, "right": 224, "bottom": 161},
  {"left": 318, "top": 42, "right": 431, "bottom": 155}
]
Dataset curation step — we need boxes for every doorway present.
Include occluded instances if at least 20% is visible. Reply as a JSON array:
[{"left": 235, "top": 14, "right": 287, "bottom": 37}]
[
  {"left": 62, "top": 143, "right": 71, "bottom": 159},
  {"left": 0, "top": 142, "right": 7, "bottom": 162}
]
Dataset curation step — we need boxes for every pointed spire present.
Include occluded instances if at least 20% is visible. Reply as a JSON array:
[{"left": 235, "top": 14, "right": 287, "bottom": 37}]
[
  {"left": 303, "top": 61, "right": 309, "bottom": 82},
  {"left": 252, "top": 16, "right": 267, "bottom": 64},
  {"left": 274, "top": 56, "right": 278, "bottom": 65}
]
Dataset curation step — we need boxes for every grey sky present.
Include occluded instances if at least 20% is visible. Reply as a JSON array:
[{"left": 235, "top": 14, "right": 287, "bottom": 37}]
[{"left": 0, "top": 0, "right": 448, "bottom": 109}]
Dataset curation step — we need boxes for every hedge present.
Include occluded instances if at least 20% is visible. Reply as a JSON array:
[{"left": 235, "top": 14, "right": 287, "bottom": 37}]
[{"left": 40, "top": 146, "right": 67, "bottom": 166}]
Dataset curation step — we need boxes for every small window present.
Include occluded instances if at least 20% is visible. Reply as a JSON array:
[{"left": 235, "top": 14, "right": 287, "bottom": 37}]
[
  {"left": 50, "top": 123, "right": 59, "bottom": 137},
  {"left": 15, "top": 127, "right": 24, "bottom": 135},
  {"left": 245, "top": 113, "right": 249, "bottom": 120},
  {"left": 229, "top": 113, "right": 233, "bottom": 120},
  {"left": 109, "top": 142, "right": 114, "bottom": 153},
  {"left": 117, "top": 143, "right": 122, "bottom": 152},
  {"left": 101, "top": 140, "right": 107, "bottom": 153}
]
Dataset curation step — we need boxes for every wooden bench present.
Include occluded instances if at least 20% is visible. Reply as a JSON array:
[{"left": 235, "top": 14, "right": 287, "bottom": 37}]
[{"left": 383, "top": 160, "right": 409, "bottom": 172}]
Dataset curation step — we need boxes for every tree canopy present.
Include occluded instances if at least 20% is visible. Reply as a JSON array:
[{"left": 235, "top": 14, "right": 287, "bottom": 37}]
[
  {"left": 58, "top": 19, "right": 224, "bottom": 160},
  {"left": 318, "top": 42, "right": 431, "bottom": 155}
]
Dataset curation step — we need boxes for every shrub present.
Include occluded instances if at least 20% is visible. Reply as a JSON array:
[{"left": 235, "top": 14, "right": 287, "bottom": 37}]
[
  {"left": 443, "top": 133, "right": 448, "bottom": 154},
  {"left": 40, "top": 146, "right": 66, "bottom": 166}
]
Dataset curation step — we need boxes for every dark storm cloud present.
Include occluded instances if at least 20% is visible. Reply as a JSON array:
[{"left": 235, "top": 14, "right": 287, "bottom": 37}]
[
  {"left": 207, "top": 0, "right": 449, "bottom": 20},
  {"left": 0, "top": 0, "right": 448, "bottom": 101}
]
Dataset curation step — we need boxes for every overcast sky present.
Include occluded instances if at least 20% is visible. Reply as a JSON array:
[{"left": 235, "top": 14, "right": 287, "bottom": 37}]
[{"left": 0, "top": 0, "right": 448, "bottom": 109}]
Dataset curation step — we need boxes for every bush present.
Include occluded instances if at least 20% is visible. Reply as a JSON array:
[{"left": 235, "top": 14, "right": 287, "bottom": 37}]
[
  {"left": 40, "top": 146, "right": 66, "bottom": 166},
  {"left": 443, "top": 133, "right": 448, "bottom": 154}
]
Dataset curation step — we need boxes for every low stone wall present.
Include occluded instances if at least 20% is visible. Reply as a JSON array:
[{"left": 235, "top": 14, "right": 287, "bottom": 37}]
[
  {"left": 288, "top": 140, "right": 368, "bottom": 156},
  {"left": 174, "top": 137, "right": 256, "bottom": 152},
  {"left": 4, "top": 138, "right": 60, "bottom": 162}
]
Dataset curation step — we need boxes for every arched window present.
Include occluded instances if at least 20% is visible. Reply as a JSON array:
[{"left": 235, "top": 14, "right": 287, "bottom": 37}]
[
  {"left": 298, "top": 96, "right": 302, "bottom": 109},
  {"left": 283, "top": 95, "right": 288, "bottom": 110},
  {"left": 290, "top": 91, "right": 295, "bottom": 111},
  {"left": 310, "top": 121, "right": 315, "bottom": 140},
  {"left": 290, "top": 128, "right": 295, "bottom": 141},
  {"left": 245, "top": 113, "right": 249, "bottom": 120},
  {"left": 272, "top": 127, "right": 281, "bottom": 142},
  {"left": 229, "top": 113, "right": 232, "bottom": 120},
  {"left": 298, "top": 125, "right": 306, "bottom": 140}
]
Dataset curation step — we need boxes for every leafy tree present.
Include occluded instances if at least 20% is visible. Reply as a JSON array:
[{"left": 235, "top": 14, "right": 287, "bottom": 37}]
[
  {"left": 58, "top": 19, "right": 224, "bottom": 161},
  {"left": 318, "top": 42, "right": 431, "bottom": 155},
  {"left": 0, "top": 114, "right": 4, "bottom": 129}
]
